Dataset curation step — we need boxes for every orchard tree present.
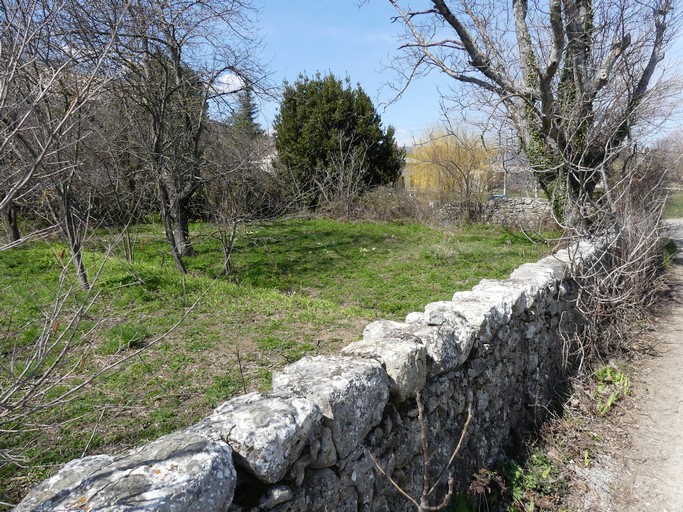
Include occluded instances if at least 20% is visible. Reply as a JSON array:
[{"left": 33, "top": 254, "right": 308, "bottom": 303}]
[
  {"left": 384, "top": 0, "right": 681, "bottom": 362},
  {"left": 273, "top": 73, "right": 404, "bottom": 207},
  {"left": 386, "top": 0, "right": 679, "bottom": 225},
  {"left": 0, "top": 0, "right": 126, "bottom": 290},
  {"left": 105, "top": 0, "right": 266, "bottom": 273}
]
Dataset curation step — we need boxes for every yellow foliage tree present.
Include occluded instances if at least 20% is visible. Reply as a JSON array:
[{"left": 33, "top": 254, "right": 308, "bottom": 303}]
[{"left": 405, "top": 130, "right": 497, "bottom": 205}]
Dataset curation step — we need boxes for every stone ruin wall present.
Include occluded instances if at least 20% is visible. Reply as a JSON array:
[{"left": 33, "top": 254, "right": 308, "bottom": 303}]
[
  {"left": 484, "top": 197, "right": 554, "bottom": 229},
  {"left": 439, "top": 197, "right": 553, "bottom": 228},
  {"left": 16, "top": 240, "right": 601, "bottom": 512}
]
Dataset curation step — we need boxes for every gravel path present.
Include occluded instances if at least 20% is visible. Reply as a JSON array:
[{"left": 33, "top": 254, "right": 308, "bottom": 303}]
[{"left": 601, "top": 219, "right": 683, "bottom": 511}]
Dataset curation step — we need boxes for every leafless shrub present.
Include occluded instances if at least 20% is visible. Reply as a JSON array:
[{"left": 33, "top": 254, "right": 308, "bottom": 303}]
[
  {"left": 313, "top": 132, "right": 371, "bottom": 220},
  {"left": 0, "top": 248, "right": 210, "bottom": 469},
  {"left": 323, "top": 186, "right": 436, "bottom": 224},
  {"left": 565, "top": 148, "right": 672, "bottom": 367}
]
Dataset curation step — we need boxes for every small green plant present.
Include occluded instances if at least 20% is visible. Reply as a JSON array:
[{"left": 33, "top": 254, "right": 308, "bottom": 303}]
[
  {"left": 100, "top": 323, "right": 149, "bottom": 355},
  {"left": 662, "top": 238, "right": 678, "bottom": 267},
  {"left": 489, "top": 452, "right": 564, "bottom": 512},
  {"left": 594, "top": 366, "right": 630, "bottom": 416},
  {"left": 499, "top": 460, "right": 526, "bottom": 504}
]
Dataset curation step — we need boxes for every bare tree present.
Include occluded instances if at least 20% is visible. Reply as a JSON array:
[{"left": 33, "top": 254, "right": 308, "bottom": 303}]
[
  {"left": 0, "top": 0, "right": 127, "bottom": 291},
  {"left": 203, "top": 122, "right": 281, "bottom": 276},
  {"left": 0, "top": 0, "right": 117, "bottom": 211},
  {"left": 314, "top": 131, "right": 372, "bottom": 218},
  {"left": 106, "top": 0, "right": 266, "bottom": 274},
  {"left": 386, "top": 0, "right": 680, "bottom": 225}
]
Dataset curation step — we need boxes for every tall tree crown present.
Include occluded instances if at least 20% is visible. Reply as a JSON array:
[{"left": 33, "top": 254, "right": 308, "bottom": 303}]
[
  {"left": 273, "top": 72, "right": 404, "bottom": 204},
  {"left": 388, "top": 0, "right": 678, "bottom": 221},
  {"left": 230, "top": 86, "right": 263, "bottom": 139}
]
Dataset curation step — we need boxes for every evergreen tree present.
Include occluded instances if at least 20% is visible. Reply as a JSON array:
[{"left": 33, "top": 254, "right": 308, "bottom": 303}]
[
  {"left": 273, "top": 73, "right": 404, "bottom": 205},
  {"left": 230, "top": 86, "right": 263, "bottom": 140}
]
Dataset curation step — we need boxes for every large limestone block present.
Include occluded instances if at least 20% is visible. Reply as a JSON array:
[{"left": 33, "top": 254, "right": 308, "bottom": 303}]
[
  {"left": 509, "top": 263, "right": 558, "bottom": 297},
  {"left": 188, "top": 391, "right": 321, "bottom": 483},
  {"left": 421, "top": 301, "right": 476, "bottom": 370},
  {"left": 363, "top": 320, "right": 411, "bottom": 340},
  {"left": 363, "top": 312, "right": 474, "bottom": 375},
  {"left": 16, "top": 432, "right": 235, "bottom": 512},
  {"left": 450, "top": 291, "right": 495, "bottom": 325},
  {"left": 272, "top": 356, "right": 390, "bottom": 458},
  {"left": 448, "top": 279, "right": 535, "bottom": 345},
  {"left": 412, "top": 325, "right": 473, "bottom": 375},
  {"left": 341, "top": 337, "right": 427, "bottom": 402},
  {"left": 472, "top": 279, "right": 533, "bottom": 315},
  {"left": 536, "top": 255, "right": 570, "bottom": 280},
  {"left": 424, "top": 300, "right": 469, "bottom": 327}
]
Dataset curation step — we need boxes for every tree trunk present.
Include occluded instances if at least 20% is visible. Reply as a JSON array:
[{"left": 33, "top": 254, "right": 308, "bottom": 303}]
[
  {"left": 69, "top": 237, "right": 90, "bottom": 291},
  {"left": 60, "top": 186, "right": 90, "bottom": 291},
  {"left": 220, "top": 220, "right": 238, "bottom": 276},
  {"left": 159, "top": 183, "right": 188, "bottom": 274},
  {"left": 3, "top": 203, "right": 20, "bottom": 243},
  {"left": 173, "top": 199, "right": 195, "bottom": 257}
]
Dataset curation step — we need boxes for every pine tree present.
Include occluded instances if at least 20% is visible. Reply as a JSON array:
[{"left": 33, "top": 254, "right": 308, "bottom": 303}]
[{"left": 230, "top": 86, "right": 263, "bottom": 140}]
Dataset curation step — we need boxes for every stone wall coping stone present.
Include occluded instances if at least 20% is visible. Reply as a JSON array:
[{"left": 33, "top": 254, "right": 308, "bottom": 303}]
[
  {"left": 341, "top": 337, "right": 427, "bottom": 402},
  {"left": 471, "top": 279, "right": 534, "bottom": 314},
  {"left": 272, "top": 355, "right": 390, "bottom": 459},
  {"left": 509, "top": 263, "right": 559, "bottom": 297},
  {"left": 16, "top": 432, "right": 236, "bottom": 512},
  {"left": 187, "top": 391, "right": 321, "bottom": 484}
]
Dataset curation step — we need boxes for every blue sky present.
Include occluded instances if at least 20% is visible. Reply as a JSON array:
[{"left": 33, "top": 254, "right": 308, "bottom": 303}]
[
  {"left": 255, "top": 1, "right": 683, "bottom": 146},
  {"left": 256, "top": 1, "right": 452, "bottom": 146}
]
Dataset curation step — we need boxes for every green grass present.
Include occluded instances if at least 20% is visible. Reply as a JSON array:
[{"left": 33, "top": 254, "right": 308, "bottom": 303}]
[
  {"left": 0, "top": 217, "right": 557, "bottom": 506},
  {"left": 665, "top": 191, "right": 683, "bottom": 218}
]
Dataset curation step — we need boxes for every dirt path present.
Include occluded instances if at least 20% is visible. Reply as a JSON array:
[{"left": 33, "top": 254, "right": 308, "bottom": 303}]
[
  {"left": 574, "top": 219, "right": 683, "bottom": 511},
  {"left": 610, "top": 219, "right": 683, "bottom": 510}
]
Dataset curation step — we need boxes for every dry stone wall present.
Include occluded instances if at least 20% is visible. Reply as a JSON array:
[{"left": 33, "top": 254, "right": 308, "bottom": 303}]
[
  {"left": 16, "top": 241, "right": 601, "bottom": 512},
  {"left": 484, "top": 197, "right": 554, "bottom": 228}
]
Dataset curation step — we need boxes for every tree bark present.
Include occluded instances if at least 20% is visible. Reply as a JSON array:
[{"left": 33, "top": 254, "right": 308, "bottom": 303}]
[
  {"left": 3, "top": 202, "right": 20, "bottom": 243},
  {"left": 173, "top": 198, "right": 194, "bottom": 257},
  {"left": 54, "top": 182, "right": 90, "bottom": 291},
  {"left": 158, "top": 182, "right": 188, "bottom": 274},
  {"left": 64, "top": 194, "right": 89, "bottom": 290},
  {"left": 69, "top": 237, "right": 90, "bottom": 291}
]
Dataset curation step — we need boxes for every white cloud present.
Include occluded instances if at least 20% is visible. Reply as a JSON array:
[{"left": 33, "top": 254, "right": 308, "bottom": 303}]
[{"left": 212, "top": 72, "right": 244, "bottom": 94}]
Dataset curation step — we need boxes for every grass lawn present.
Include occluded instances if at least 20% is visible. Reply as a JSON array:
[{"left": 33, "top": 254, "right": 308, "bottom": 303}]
[
  {"left": 665, "top": 191, "right": 683, "bottom": 218},
  {"left": 0, "top": 217, "right": 557, "bottom": 505}
]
